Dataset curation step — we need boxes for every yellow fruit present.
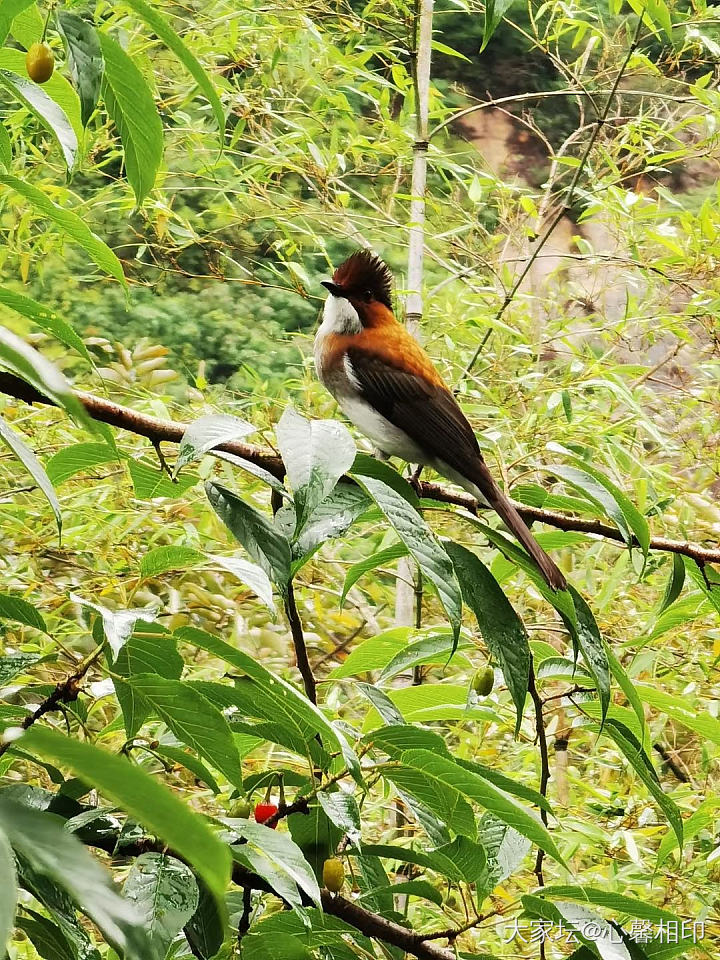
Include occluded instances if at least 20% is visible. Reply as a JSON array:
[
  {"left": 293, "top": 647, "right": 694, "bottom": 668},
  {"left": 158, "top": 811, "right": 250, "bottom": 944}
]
[
  {"left": 322, "top": 858, "right": 344, "bottom": 893},
  {"left": 472, "top": 666, "right": 494, "bottom": 697},
  {"left": 26, "top": 42, "right": 55, "bottom": 84}
]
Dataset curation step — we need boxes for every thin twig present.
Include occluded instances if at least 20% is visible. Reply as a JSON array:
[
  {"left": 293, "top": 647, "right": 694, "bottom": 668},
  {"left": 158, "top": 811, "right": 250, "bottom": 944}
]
[
  {"left": 284, "top": 582, "right": 317, "bottom": 705},
  {"left": 0, "top": 647, "right": 104, "bottom": 757}
]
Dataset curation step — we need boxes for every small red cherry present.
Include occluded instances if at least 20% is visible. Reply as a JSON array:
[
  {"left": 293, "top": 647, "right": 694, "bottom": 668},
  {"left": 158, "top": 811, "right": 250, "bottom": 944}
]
[{"left": 254, "top": 802, "right": 278, "bottom": 827}]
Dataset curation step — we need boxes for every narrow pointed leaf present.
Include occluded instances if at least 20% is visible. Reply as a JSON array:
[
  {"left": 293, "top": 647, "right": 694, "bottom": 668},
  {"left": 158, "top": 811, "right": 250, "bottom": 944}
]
[
  {"left": 124, "top": 0, "right": 225, "bottom": 133},
  {"left": 0, "top": 286, "right": 90, "bottom": 360},
  {"left": 0, "top": 175, "right": 125, "bottom": 284},
  {"left": 175, "top": 413, "right": 256, "bottom": 475},
  {"left": 355, "top": 475, "right": 462, "bottom": 645},
  {"left": 0, "top": 414, "right": 61, "bottom": 535},
  {"left": 20, "top": 726, "right": 232, "bottom": 910},
  {"left": 446, "top": 542, "right": 530, "bottom": 734},
  {"left": 205, "top": 480, "right": 291, "bottom": 589},
  {"left": 0, "top": 69, "right": 76, "bottom": 168},
  {"left": 57, "top": 12, "right": 103, "bottom": 126},
  {"left": 99, "top": 32, "right": 163, "bottom": 206}
]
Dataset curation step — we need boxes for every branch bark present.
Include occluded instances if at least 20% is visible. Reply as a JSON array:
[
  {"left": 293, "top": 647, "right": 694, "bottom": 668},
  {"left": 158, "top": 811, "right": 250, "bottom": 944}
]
[
  {"left": 1, "top": 372, "right": 718, "bottom": 565},
  {"left": 87, "top": 834, "right": 455, "bottom": 960}
]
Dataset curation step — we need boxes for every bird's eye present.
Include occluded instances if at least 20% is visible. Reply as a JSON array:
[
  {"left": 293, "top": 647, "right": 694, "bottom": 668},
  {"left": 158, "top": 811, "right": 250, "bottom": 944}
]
[{"left": 362, "top": 288, "right": 373, "bottom": 301}]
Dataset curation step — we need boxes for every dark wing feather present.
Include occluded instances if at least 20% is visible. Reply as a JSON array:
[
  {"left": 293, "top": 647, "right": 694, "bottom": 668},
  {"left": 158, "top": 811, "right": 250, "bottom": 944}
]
[{"left": 346, "top": 347, "right": 481, "bottom": 475}]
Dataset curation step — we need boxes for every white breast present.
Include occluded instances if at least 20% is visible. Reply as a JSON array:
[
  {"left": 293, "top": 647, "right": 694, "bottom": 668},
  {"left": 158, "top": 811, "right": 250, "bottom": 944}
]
[
  {"left": 337, "top": 392, "right": 428, "bottom": 464},
  {"left": 314, "top": 295, "right": 362, "bottom": 380}
]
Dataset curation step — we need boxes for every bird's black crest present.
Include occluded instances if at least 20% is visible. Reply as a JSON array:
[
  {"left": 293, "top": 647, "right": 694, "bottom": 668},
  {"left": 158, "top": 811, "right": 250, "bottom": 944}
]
[{"left": 332, "top": 250, "right": 393, "bottom": 307}]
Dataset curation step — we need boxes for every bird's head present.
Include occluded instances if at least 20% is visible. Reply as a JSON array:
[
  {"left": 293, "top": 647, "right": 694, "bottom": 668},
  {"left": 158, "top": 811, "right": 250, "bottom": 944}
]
[{"left": 320, "top": 250, "right": 395, "bottom": 332}]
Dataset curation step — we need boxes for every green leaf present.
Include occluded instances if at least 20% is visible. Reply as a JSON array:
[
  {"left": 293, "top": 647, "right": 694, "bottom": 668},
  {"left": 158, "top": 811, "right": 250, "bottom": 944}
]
[
  {"left": 481, "top": 0, "right": 515, "bottom": 51},
  {"left": 0, "top": 68, "right": 76, "bottom": 168},
  {"left": 140, "top": 545, "right": 206, "bottom": 577},
  {"left": 656, "top": 553, "right": 685, "bottom": 616},
  {"left": 0, "top": 824, "right": 17, "bottom": 956},
  {"left": 351, "top": 452, "right": 419, "bottom": 506},
  {"left": 0, "top": 122, "right": 10, "bottom": 168},
  {"left": 114, "top": 627, "right": 183, "bottom": 738},
  {"left": 184, "top": 879, "right": 224, "bottom": 960},
  {"left": 0, "top": 414, "right": 62, "bottom": 535},
  {"left": 128, "top": 674, "right": 244, "bottom": 790},
  {"left": 228, "top": 820, "right": 321, "bottom": 907},
  {"left": 460, "top": 515, "right": 577, "bottom": 622},
  {"left": 362, "top": 878, "right": 443, "bottom": 906},
  {"left": 317, "top": 791, "right": 361, "bottom": 846},
  {"left": 329, "top": 626, "right": 414, "bottom": 679},
  {"left": 385, "top": 760, "right": 478, "bottom": 839},
  {"left": 20, "top": 726, "right": 232, "bottom": 911},
  {"left": 0, "top": 593, "right": 46, "bottom": 632},
  {"left": 16, "top": 910, "right": 77, "bottom": 960},
  {"left": 123, "top": 0, "right": 225, "bottom": 133},
  {"left": 276, "top": 408, "right": 356, "bottom": 534},
  {"left": 431, "top": 836, "right": 487, "bottom": 883},
  {"left": 57, "top": 11, "right": 103, "bottom": 127},
  {"left": 634, "top": 684, "right": 720, "bottom": 745},
  {"left": 0, "top": 0, "right": 34, "bottom": 46},
  {"left": 355, "top": 475, "right": 462, "bottom": 645},
  {"left": 341, "top": 542, "right": 408, "bottom": 605},
  {"left": 567, "top": 457, "right": 650, "bottom": 558},
  {"left": 0, "top": 175, "right": 125, "bottom": 285},
  {"left": 45, "top": 443, "right": 119, "bottom": 486},
  {"left": 0, "top": 797, "right": 157, "bottom": 958},
  {"left": 398, "top": 750, "right": 565, "bottom": 865},
  {"left": 205, "top": 480, "right": 291, "bottom": 590},
  {"left": 455, "top": 758, "right": 553, "bottom": 814},
  {"left": 175, "top": 413, "right": 256, "bottom": 476},
  {"left": 210, "top": 553, "right": 276, "bottom": 613},
  {"left": 0, "top": 325, "right": 89, "bottom": 426},
  {"left": 155, "top": 745, "right": 220, "bottom": 794},
  {"left": 476, "top": 812, "right": 531, "bottom": 898},
  {"left": 0, "top": 653, "right": 42, "bottom": 684},
  {"left": 377, "top": 631, "right": 471, "bottom": 684},
  {"left": 359, "top": 842, "right": 466, "bottom": 882},
  {"left": 0, "top": 286, "right": 90, "bottom": 360},
  {"left": 99, "top": 32, "right": 164, "bottom": 206},
  {"left": 606, "top": 646, "right": 647, "bottom": 743},
  {"left": 539, "top": 885, "right": 681, "bottom": 924},
  {"left": 177, "top": 627, "right": 363, "bottom": 785},
  {"left": 213, "top": 449, "right": 286, "bottom": 493},
  {"left": 72, "top": 594, "right": 158, "bottom": 659},
  {"left": 123, "top": 853, "right": 199, "bottom": 956},
  {"left": 127, "top": 459, "right": 198, "bottom": 498},
  {"left": 561, "top": 587, "right": 611, "bottom": 722},
  {"left": 290, "top": 482, "right": 369, "bottom": 563},
  {"left": 603, "top": 719, "right": 683, "bottom": 850},
  {"left": 656, "top": 797, "right": 720, "bottom": 868},
  {"left": 446, "top": 542, "right": 530, "bottom": 734}
]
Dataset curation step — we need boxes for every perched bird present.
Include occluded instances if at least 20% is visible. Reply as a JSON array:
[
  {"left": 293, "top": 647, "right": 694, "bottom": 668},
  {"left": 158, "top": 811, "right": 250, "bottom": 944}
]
[{"left": 314, "top": 249, "right": 566, "bottom": 591}]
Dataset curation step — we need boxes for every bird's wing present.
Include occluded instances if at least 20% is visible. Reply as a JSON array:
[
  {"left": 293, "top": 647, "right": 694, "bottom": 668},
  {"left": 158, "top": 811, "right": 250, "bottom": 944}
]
[{"left": 345, "top": 345, "right": 481, "bottom": 476}]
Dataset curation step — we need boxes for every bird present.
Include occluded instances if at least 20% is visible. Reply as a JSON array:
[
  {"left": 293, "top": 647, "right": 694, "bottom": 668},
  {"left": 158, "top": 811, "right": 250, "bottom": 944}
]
[{"left": 314, "top": 249, "right": 567, "bottom": 591}]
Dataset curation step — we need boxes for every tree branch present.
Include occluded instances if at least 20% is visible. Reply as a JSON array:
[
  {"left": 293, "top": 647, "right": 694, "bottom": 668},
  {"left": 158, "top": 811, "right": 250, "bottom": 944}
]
[
  {"left": 1, "top": 373, "right": 718, "bottom": 565},
  {"left": 87, "top": 834, "right": 456, "bottom": 960},
  {"left": 0, "top": 647, "right": 104, "bottom": 757}
]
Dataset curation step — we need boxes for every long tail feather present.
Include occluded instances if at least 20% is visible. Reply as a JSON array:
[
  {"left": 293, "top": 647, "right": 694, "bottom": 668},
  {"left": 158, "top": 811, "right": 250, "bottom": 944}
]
[{"left": 466, "top": 459, "right": 567, "bottom": 591}]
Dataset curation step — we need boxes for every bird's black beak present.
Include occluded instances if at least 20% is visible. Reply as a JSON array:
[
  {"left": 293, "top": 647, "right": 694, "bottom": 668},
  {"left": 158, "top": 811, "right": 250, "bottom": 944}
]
[{"left": 321, "top": 280, "right": 344, "bottom": 297}]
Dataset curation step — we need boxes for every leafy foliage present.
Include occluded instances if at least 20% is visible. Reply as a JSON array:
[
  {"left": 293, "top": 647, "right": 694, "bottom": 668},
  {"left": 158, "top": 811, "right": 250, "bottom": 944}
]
[{"left": 0, "top": 0, "right": 719, "bottom": 958}]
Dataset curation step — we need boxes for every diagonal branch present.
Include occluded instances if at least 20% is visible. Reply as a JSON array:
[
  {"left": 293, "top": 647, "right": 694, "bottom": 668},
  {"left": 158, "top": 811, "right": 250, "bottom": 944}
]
[{"left": 1, "top": 372, "right": 718, "bottom": 565}]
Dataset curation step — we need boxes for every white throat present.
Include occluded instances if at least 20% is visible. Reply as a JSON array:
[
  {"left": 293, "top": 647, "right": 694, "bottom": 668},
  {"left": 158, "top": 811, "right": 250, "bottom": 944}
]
[{"left": 318, "top": 295, "right": 362, "bottom": 336}]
